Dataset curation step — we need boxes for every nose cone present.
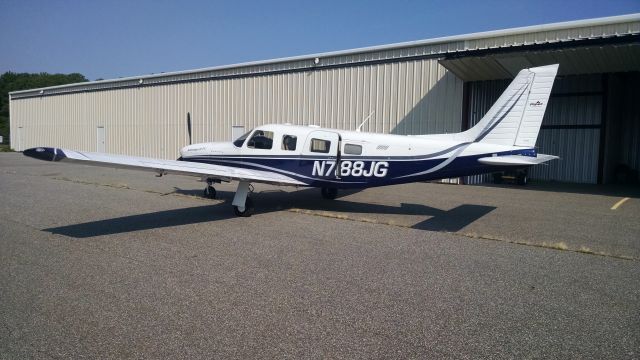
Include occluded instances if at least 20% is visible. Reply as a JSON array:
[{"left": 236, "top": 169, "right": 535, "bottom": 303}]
[
  {"left": 178, "top": 146, "right": 188, "bottom": 160},
  {"left": 24, "top": 147, "right": 67, "bottom": 162}
]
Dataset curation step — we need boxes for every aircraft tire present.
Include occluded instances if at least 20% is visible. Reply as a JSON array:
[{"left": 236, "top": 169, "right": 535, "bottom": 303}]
[
  {"left": 233, "top": 197, "right": 254, "bottom": 217},
  {"left": 204, "top": 185, "right": 217, "bottom": 199},
  {"left": 516, "top": 174, "right": 528, "bottom": 186},
  {"left": 321, "top": 187, "right": 338, "bottom": 200}
]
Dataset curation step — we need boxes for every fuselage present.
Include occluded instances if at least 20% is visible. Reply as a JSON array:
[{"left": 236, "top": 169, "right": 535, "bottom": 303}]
[{"left": 179, "top": 124, "right": 535, "bottom": 189}]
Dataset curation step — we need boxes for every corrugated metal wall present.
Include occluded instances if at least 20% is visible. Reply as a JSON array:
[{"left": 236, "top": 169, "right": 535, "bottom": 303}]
[
  {"left": 466, "top": 74, "right": 603, "bottom": 184},
  {"left": 10, "top": 59, "right": 463, "bottom": 158}
]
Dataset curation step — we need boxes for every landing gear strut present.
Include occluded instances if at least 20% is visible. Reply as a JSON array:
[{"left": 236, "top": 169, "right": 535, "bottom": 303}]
[
  {"left": 232, "top": 181, "right": 255, "bottom": 217},
  {"left": 321, "top": 187, "right": 338, "bottom": 200}
]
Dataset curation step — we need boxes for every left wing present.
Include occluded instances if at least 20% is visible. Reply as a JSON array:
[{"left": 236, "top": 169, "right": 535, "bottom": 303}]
[{"left": 23, "top": 147, "right": 306, "bottom": 186}]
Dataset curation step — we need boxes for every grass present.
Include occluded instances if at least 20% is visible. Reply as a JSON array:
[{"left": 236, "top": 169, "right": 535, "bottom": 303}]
[
  {"left": 0, "top": 144, "right": 14, "bottom": 152},
  {"left": 541, "top": 241, "right": 569, "bottom": 250},
  {"left": 288, "top": 209, "right": 637, "bottom": 261}
]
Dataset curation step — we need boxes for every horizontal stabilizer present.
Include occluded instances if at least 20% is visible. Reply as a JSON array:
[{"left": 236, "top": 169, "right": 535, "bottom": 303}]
[{"left": 477, "top": 154, "right": 559, "bottom": 166}]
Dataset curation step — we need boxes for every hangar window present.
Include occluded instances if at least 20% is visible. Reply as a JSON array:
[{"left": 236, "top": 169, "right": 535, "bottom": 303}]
[
  {"left": 310, "top": 138, "right": 330, "bottom": 153},
  {"left": 281, "top": 135, "right": 297, "bottom": 151},
  {"left": 247, "top": 130, "right": 274, "bottom": 150},
  {"left": 344, "top": 144, "right": 362, "bottom": 155}
]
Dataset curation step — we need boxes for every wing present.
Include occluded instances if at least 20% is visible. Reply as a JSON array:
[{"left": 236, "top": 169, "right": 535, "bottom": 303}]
[
  {"left": 23, "top": 147, "right": 306, "bottom": 186},
  {"left": 477, "top": 153, "right": 559, "bottom": 166}
]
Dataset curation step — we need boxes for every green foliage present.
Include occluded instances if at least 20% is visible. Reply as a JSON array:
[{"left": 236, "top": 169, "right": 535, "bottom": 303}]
[{"left": 0, "top": 72, "right": 88, "bottom": 145}]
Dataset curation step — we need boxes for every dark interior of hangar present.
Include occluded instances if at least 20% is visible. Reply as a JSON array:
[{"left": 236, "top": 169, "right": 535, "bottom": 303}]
[{"left": 443, "top": 39, "right": 640, "bottom": 184}]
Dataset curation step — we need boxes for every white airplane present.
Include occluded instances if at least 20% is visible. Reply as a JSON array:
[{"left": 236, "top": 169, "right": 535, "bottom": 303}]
[{"left": 24, "top": 64, "right": 559, "bottom": 217}]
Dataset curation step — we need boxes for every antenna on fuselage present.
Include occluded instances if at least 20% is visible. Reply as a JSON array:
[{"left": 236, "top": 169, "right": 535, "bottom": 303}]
[
  {"left": 187, "top": 112, "right": 192, "bottom": 145},
  {"left": 356, "top": 111, "right": 375, "bottom": 132}
]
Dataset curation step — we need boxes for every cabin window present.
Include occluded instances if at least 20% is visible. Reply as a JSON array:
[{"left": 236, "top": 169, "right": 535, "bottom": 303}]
[
  {"left": 344, "top": 143, "right": 362, "bottom": 155},
  {"left": 281, "top": 135, "right": 297, "bottom": 151},
  {"left": 247, "top": 130, "right": 274, "bottom": 149},
  {"left": 310, "top": 138, "right": 330, "bottom": 153}
]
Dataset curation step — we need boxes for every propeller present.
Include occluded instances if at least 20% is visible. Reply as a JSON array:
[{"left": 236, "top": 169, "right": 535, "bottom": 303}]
[{"left": 187, "top": 112, "right": 192, "bottom": 145}]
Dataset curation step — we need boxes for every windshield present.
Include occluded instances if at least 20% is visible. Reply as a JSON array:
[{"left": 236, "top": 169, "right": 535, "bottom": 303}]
[{"left": 233, "top": 129, "right": 254, "bottom": 147}]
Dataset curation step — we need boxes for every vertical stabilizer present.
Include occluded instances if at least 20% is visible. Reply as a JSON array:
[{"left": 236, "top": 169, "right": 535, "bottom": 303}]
[{"left": 462, "top": 64, "right": 559, "bottom": 147}]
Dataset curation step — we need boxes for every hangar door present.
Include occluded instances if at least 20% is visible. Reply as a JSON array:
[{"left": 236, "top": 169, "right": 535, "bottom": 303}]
[{"left": 465, "top": 74, "right": 603, "bottom": 184}]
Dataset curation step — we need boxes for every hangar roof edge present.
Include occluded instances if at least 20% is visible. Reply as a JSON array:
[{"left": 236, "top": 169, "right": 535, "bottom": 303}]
[{"left": 10, "top": 13, "right": 640, "bottom": 98}]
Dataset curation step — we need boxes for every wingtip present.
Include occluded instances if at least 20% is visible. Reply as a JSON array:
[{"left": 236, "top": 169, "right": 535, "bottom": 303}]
[{"left": 23, "top": 147, "right": 66, "bottom": 162}]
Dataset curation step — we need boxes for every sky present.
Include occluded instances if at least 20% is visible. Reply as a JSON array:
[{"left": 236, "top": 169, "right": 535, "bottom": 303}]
[{"left": 1, "top": 0, "right": 638, "bottom": 81}]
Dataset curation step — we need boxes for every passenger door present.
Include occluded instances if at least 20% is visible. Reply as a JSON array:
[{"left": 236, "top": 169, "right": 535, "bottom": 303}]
[{"left": 301, "top": 130, "right": 341, "bottom": 179}]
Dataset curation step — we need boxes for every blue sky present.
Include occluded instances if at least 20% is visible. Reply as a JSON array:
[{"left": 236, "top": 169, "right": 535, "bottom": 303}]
[{"left": 1, "top": 0, "right": 638, "bottom": 80}]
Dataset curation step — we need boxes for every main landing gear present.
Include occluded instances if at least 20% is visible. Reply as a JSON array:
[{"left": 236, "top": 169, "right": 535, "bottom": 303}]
[
  {"left": 202, "top": 183, "right": 337, "bottom": 217},
  {"left": 321, "top": 187, "right": 338, "bottom": 200},
  {"left": 202, "top": 179, "right": 255, "bottom": 217},
  {"left": 231, "top": 181, "right": 254, "bottom": 217}
]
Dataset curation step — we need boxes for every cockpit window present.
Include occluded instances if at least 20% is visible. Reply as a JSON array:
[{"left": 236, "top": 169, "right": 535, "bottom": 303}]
[
  {"left": 281, "top": 135, "right": 297, "bottom": 151},
  {"left": 247, "top": 130, "right": 274, "bottom": 150},
  {"left": 233, "top": 130, "right": 253, "bottom": 148}
]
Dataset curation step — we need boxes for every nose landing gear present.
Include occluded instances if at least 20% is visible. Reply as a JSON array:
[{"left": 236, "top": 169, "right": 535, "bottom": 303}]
[
  {"left": 203, "top": 185, "right": 216, "bottom": 199},
  {"left": 203, "top": 178, "right": 217, "bottom": 199},
  {"left": 202, "top": 179, "right": 255, "bottom": 217}
]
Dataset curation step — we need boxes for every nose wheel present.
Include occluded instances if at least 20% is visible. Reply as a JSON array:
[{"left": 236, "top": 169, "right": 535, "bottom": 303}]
[
  {"left": 203, "top": 185, "right": 216, "bottom": 199},
  {"left": 203, "top": 178, "right": 219, "bottom": 199}
]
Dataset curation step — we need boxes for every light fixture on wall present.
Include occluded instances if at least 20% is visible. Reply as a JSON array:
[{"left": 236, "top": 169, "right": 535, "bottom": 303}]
[
  {"left": 138, "top": 79, "right": 144, "bottom": 85},
  {"left": 313, "top": 57, "right": 320, "bottom": 65}
]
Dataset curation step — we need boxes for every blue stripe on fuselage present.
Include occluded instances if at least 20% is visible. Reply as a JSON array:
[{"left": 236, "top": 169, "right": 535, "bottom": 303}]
[{"left": 181, "top": 148, "right": 532, "bottom": 189}]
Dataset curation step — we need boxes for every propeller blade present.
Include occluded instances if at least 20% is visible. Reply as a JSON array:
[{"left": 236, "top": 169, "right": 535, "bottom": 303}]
[{"left": 187, "top": 112, "right": 192, "bottom": 145}]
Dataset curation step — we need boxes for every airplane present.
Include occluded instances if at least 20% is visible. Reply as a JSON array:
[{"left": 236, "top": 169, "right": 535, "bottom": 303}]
[{"left": 24, "top": 64, "right": 560, "bottom": 217}]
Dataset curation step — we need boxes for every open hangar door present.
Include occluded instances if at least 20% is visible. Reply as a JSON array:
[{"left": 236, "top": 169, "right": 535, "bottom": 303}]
[
  {"left": 465, "top": 74, "right": 603, "bottom": 184},
  {"left": 440, "top": 41, "right": 640, "bottom": 185}
]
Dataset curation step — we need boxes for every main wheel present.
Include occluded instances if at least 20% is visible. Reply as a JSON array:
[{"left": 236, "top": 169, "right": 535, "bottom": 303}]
[
  {"left": 516, "top": 173, "right": 528, "bottom": 186},
  {"left": 233, "top": 197, "right": 255, "bottom": 217},
  {"left": 203, "top": 185, "right": 216, "bottom": 199},
  {"left": 321, "top": 187, "right": 338, "bottom": 200}
]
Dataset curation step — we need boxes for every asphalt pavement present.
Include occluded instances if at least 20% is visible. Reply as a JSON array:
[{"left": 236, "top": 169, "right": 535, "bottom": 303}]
[{"left": 1, "top": 153, "right": 638, "bottom": 359}]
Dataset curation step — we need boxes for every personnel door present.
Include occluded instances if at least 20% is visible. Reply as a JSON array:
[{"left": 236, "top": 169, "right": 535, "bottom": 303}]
[{"left": 96, "top": 126, "right": 105, "bottom": 152}]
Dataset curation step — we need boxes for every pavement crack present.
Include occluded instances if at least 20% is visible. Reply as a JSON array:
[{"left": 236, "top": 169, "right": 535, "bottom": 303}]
[{"left": 289, "top": 209, "right": 639, "bottom": 262}]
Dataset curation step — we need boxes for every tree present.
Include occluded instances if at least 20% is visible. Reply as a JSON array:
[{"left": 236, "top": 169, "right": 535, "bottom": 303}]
[{"left": 0, "top": 72, "right": 88, "bottom": 145}]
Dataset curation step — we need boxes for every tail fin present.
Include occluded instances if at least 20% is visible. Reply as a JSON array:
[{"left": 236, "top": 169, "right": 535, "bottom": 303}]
[{"left": 462, "top": 64, "right": 558, "bottom": 147}]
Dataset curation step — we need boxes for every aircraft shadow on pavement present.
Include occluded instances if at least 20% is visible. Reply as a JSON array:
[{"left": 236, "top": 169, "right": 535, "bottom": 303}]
[{"left": 45, "top": 188, "right": 495, "bottom": 238}]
